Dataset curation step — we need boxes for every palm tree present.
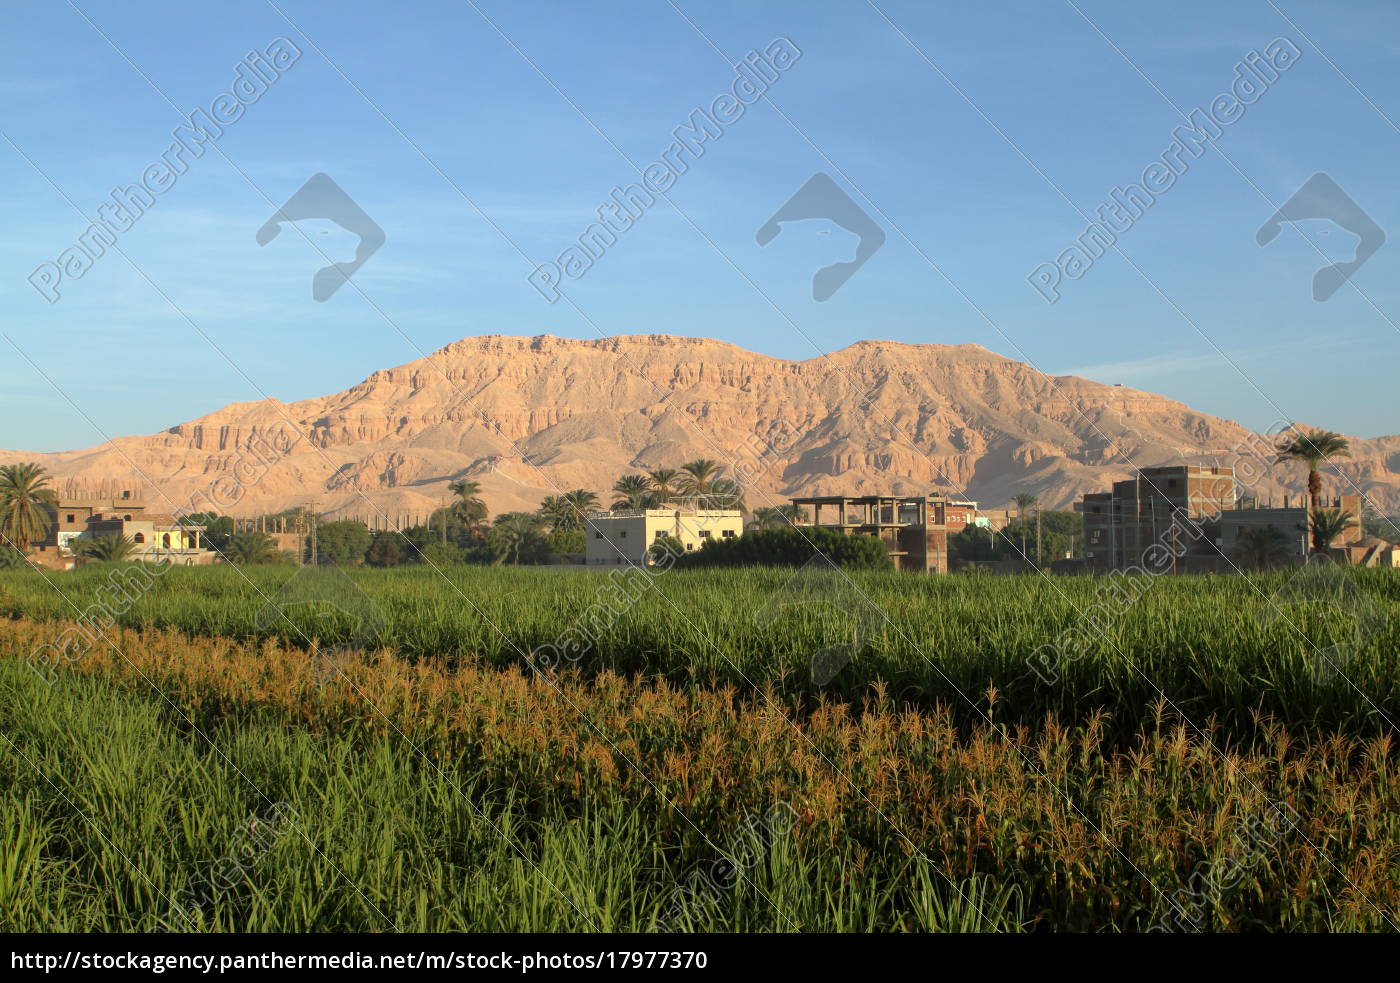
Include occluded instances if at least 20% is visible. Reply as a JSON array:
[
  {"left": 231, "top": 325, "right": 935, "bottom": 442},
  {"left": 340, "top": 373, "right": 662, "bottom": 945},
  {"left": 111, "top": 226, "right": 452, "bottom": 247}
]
[
  {"left": 536, "top": 496, "right": 572, "bottom": 530},
  {"left": 1232, "top": 525, "right": 1291, "bottom": 570},
  {"left": 1276, "top": 430, "right": 1351, "bottom": 511},
  {"left": 679, "top": 459, "right": 721, "bottom": 497},
  {"left": 553, "top": 489, "right": 599, "bottom": 532},
  {"left": 0, "top": 462, "right": 57, "bottom": 554},
  {"left": 753, "top": 505, "right": 808, "bottom": 529},
  {"left": 72, "top": 534, "right": 137, "bottom": 563},
  {"left": 226, "top": 531, "right": 278, "bottom": 564},
  {"left": 1013, "top": 493, "right": 1038, "bottom": 522},
  {"left": 611, "top": 474, "right": 655, "bottom": 511},
  {"left": 707, "top": 477, "right": 746, "bottom": 512},
  {"left": 447, "top": 479, "right": 488, "bottom": 533},
  {"left": 488, "top": 512, "right": 546, "bottom": 565},
  {"left": 648, "top": 468, "right": 681, "bottom": 504},
  {"left": 1309, "top": 506, "right": 1357, "bottom": 555},
  {"left": 767, "top": 505, "right": 799, "bottom": 527}
]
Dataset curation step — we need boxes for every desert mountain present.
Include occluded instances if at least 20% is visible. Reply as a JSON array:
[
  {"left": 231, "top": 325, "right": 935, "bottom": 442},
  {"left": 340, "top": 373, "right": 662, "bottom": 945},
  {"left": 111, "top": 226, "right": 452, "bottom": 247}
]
[{"left": 5, "top": 334, "right": 1397, "bottom": 522}]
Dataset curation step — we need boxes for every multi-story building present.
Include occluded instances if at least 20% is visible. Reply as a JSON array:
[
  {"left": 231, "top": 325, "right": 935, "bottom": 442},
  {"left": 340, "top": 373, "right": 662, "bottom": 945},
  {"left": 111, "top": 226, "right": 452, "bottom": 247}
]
[
  {"left": 585, "top": 508, "right": 743, "bottom": 566},
  {"left": 1077, "top": 465, "right": 1237, "bottom": 572},
  {"left": 788, "top": 494, "right": 972, "bottom": 573},
  {"left": 27, "top": 489, "right": 214, "bottom": 568},
  {"left": 1218, "top": 505, "right": 1311, "bottom": 562},
  {"left": 1077, "top": 464, "right": 1364, "bottom": 572},
  {"left": 84, "top": 512, "right": 213, "bottom": 565}
]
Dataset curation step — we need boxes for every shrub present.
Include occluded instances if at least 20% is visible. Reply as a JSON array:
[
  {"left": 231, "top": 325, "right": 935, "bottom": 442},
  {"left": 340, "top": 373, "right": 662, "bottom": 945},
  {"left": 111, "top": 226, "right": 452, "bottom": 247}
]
[{"left": 675, "top": 526, "right": 892, "bottom": 570}]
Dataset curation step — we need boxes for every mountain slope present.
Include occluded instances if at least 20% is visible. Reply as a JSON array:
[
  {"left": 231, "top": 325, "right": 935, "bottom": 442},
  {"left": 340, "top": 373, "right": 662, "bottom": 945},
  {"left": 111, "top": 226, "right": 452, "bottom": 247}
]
[{"left": 5, "top": 334, "right": 1396, "bottom": 521}]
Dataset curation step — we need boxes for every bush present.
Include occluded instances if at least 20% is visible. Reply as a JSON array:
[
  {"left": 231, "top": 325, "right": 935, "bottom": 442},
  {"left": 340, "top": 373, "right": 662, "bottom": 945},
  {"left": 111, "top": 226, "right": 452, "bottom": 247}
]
[
  {"left": 545, "top": 529, "right": 585, "bottom": 555},
  {"left": 315, "top": 520, "right": 371, "bottom": 567},
  {"left": 675, "top": 526, "right": 892, "bottom": 570}
]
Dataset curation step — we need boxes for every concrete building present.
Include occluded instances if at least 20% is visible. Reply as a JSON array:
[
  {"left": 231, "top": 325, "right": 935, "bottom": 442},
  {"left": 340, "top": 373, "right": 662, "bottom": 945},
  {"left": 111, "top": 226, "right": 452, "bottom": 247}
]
[
  {"left": 1219, "top": 505, "right": 1310, "bottom": 562},
  {"left": 1076, "top": 464, "right": 1366, "bottom": 572},
  {"left": 585, "top": 508, "right": 743, "bottom": 567},
  {"left": 1076, "top": 465, "right": 1237, "bottom": 573},
  {"left": 24, "top": 489, "right": 214, "bottom": 568},
  {"left": 788, "top": 495, "right": 974, "bottom": 573},
  {"left": 83, "top": 512, "right": 214, "bottom": 565}
]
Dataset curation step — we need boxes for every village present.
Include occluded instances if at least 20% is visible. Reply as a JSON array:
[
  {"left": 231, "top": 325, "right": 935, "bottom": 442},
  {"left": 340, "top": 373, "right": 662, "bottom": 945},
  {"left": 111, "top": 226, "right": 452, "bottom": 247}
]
[{"left": 6, "top": 429, "right": 1395, "bottom": 576}]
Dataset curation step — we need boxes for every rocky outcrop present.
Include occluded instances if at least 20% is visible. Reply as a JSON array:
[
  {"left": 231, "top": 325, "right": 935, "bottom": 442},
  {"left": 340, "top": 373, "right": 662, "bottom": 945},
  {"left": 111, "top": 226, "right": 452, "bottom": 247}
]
[{"left": 4, "top": 334, "right": 1396, "bottom": 520}]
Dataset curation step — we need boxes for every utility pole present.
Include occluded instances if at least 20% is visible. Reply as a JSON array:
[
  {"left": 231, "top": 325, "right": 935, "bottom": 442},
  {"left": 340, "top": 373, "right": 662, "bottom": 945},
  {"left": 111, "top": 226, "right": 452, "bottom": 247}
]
[{"left": 307, "top": 500, "right": 319, "bottom": 566}]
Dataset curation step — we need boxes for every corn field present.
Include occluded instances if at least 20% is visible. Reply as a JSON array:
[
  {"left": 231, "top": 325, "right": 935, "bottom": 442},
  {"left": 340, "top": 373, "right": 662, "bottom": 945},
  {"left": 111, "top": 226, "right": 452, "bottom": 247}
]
[{"left": 1, "top": 564, "right": 1398, "bottom": 930}]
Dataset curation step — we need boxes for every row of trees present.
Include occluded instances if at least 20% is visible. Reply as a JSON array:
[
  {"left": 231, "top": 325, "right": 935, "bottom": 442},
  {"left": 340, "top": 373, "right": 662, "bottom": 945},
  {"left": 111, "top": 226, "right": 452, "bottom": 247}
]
[
  {"left": 3, "top": 429, "right": 1390, "bottom": 571},
  {"left": 608, "top": 461, "right": 746, "bottom": 511}
]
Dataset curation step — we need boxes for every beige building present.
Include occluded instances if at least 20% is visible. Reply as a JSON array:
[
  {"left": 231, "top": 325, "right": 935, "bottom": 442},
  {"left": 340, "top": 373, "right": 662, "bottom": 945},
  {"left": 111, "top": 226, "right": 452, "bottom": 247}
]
[
  {"left": 83, "top": 512, "right": 216, "bottom": 565},
  {"left": 585, "top": 508, "right": 743, "bottom": 566}
]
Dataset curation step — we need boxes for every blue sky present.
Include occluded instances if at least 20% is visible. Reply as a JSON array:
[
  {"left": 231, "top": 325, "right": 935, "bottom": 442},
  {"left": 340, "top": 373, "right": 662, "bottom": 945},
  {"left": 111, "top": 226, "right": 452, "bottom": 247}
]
[{"left": 2, "top": 0, "right": 1397, "bottom": 452}]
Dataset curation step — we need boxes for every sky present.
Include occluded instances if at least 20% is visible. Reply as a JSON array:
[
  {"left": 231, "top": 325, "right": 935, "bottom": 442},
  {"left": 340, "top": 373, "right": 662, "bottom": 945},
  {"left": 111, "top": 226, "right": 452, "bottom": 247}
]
[{"left": 2, "top": 0, "right": 1398, "bottom": 453}]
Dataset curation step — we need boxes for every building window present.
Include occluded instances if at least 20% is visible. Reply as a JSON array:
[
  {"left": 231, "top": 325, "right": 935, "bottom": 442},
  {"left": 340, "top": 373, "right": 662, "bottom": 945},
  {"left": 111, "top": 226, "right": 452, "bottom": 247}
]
[
  {"left": 124, "top": 515, "right": 132, "bottom": 521},
  {"left": 134, "top": 533, "right": 146, "bottom": 544},
  {"left": 699, "top": 530, "right": 711, "bottom": 538},
  {"left": 594, "top": 532, "right": 603, "bottom": 539},
  {"left": 722, "top": 529, "right": 735, "bottom": 538},
  {"left": 619, "top": 530, "right": 627, "bottom": 538},
  {"left": 66, "top": 514, "right": 75, "bottom": 523},
  {"left": 685, "top": 542, "right": 694, "bottom": 550}
]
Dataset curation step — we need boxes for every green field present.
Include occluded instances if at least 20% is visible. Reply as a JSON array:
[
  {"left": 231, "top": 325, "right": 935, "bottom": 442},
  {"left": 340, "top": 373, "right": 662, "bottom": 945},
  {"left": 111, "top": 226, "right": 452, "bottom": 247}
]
[{"left": 1, "top": 563, "right": 1398, "bottom": 930}]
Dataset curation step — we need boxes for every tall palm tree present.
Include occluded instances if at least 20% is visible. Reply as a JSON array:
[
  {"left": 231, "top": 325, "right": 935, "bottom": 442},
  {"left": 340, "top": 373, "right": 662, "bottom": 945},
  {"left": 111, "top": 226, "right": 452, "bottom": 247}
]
[
  {"left": 226, "top": 531, "right": 278, "bottom": 565},
  {"left": 1013, "top": 492, "right": 1038, "bottom": 523},
  {"left": 707, "top": 478, "right": 746, "bottom": 512},
  {"left": 611, "top": 474, "right": 655, "bottom": 511},
  {"left": 1309, "top": 506, "right": 1357, "bottom": 555},
  {"left": 648, "top": 468, "right": 681, "bottom": 504},
  {"left": 679, "top": 459, "right": 724, "bottom": 506},
  {"left": 1276, "top": 430, "right": 1350, "bottom": 511},
  {"left": 1231, "top": 525, "right": 1291, "bottom": 570},
  {"left": 488, "top": 512, "right": 546, "bottom": 565},
  {"left": 72, "top": 534, "right": 137, "bottom": 563},
  {"left": 554, "top": 489, "right": 599, "bottom": 532},
  {"left": 0, "top": 462, "right": 58, "bottom": 554},
  {"left": 447, "top": 479, "right": 488, "bottom": 532},
  {"left": 536, "top": 495, "right": 572, "bottom": 530}
]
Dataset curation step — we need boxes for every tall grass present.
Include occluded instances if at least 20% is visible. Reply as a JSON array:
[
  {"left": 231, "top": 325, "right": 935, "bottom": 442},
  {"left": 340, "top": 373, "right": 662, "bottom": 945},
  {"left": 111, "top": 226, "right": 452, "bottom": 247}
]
[
  {"left": 2, "top": 615, "right": 1398, "bottom": 931},
  {"left": 2, "top": 564, "right": 1397, "bottom": 742}
]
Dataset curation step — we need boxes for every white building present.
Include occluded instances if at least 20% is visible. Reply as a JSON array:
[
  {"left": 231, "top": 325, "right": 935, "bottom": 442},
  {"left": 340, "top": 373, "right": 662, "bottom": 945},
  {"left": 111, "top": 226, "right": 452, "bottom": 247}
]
[{"left": 584, "top": 508, "right": 744, "bottom": 567}]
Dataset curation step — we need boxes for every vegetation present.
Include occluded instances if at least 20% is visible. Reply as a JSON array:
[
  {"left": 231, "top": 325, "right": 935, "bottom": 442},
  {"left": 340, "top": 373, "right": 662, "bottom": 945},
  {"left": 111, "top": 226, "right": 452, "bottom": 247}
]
[
  {"left": 949, "top": 511, "right": 1078, "bottom": 568},
  {"left": 225, "top": 532, "right": 280, "bottom": 565},
  {"left": 752, "top": 505, "right": 808, "bottom": 529},
  {"left": 3, "top": 563, "right": 1397, "bottom": 745},
  {"left": 0, "top": 462, "right": 57, "bottom": 554},
  {"left": 1231, "top": 525, "right": 1293, "bottom": 570},
  {"left": 1310, "top": 506, "right": 1358, "bottom": 555},
  {"left": 487, "top": 513, "right": 548, "bottom": 565},
  {"left": 1275, "top": 430, "right": 1350, "bottom": 511},
  {"left": 3, "top": 597, "right": 1399, "bottom": 931},
  {"left": 70, "top": 534, "right": 137, "bottom": 564},
  {"left": 446, "top": 479, "right": 487, "bottom": 536},
  {"left": 675, "top": 526, "right": 892, "bottom": 571},
  {"left": 314, "top": 520, "right": 371, "bottom": 567}
]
